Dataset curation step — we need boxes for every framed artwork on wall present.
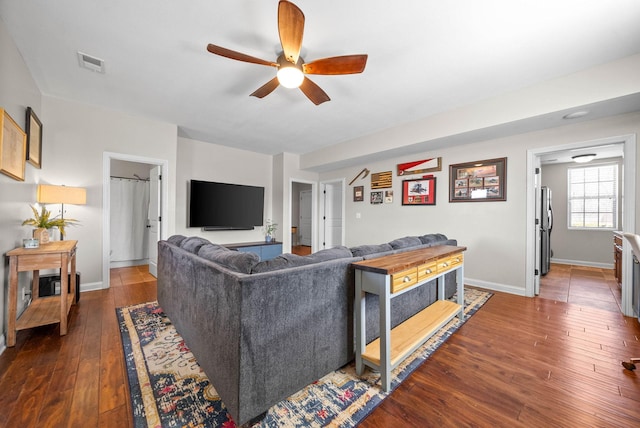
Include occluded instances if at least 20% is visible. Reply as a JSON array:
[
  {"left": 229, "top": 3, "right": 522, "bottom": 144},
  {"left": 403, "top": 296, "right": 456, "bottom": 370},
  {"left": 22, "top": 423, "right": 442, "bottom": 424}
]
[
  {"left": 353, "top": 185, "right": 364, "bottom": 202},
  {"left": 402, "top": 177, "right": 436, "bottom": 205},
  {"left": 0, "top": 108, "right": 27, "bottom": 181},
  {"left": 26, "top": 107, "right": 42, "bottom": 168},
  {"left": 449, "top": 157, "right": 507, "bottom": 202}
]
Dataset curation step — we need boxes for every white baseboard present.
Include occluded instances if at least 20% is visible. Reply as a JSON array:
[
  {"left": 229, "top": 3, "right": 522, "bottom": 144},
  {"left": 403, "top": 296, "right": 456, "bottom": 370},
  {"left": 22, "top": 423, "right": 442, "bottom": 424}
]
[
  {"left": 80, "top": 281, "right": 105, "bottom": 293},
  {"left": 550, "top": 258, "right": 614, "bottom": 270},
  {"left": 110, "top": 259, "right": 148, "bottom": 269},
  {"left": 464, "top": 277, "right": 526, "bottom": 296}
]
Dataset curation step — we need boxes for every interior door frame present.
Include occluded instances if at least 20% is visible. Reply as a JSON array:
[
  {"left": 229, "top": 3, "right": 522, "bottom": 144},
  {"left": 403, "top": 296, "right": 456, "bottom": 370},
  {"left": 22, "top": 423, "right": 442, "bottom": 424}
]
[
  {"left": 289, "top": 178, "right": 317, "bottom": 253},
  {"left": 319, "top": 178, "right": 346, "bottom": 249},
  {"left": 102, "top": 152, "right": 169, "bottom": 289},
  {"left": 525, "top": 134, "right": 636, "bottom": 316}
]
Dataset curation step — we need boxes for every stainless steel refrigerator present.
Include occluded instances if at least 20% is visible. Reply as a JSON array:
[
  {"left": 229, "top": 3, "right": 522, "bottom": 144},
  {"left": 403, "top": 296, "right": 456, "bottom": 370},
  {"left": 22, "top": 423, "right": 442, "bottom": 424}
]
[{"left": 540, "top": 186, "right": 553, "bottom": 276}]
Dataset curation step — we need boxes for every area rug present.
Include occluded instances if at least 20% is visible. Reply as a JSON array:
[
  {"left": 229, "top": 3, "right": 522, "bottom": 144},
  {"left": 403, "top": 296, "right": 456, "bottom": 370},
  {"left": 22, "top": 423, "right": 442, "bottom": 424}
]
[{"left": 117, "top": 288, "right": 491, "bottom": 427}]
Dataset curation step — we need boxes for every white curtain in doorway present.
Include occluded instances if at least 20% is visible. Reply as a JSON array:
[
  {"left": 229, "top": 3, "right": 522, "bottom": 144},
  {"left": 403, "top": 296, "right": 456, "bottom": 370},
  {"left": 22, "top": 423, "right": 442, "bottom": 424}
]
[{"left": 110, "top": 178, "right": 150, "bottom": 262}]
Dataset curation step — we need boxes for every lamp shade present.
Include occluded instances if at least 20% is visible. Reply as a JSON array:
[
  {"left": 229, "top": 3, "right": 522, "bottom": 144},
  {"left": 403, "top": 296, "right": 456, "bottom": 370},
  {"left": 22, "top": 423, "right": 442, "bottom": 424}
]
[{"left": 37, "top": 184, "right": 87, "bottom": 205}]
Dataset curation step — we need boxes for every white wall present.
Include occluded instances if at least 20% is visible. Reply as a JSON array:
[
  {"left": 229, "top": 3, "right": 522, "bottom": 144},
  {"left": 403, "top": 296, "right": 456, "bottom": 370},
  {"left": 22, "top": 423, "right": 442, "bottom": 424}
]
[
  {"left": 175, "top": 137, "right": 274, "bottom": 244},
  {"left": 42, "top": 96, "right": 178, "bottom": 288},
  {"left": 542, "top": 158, "right": 623, "bottom": 267},
  {"left": 319, "top": 112, "right": 640, "bottom": 295},
  {"left": 0, "top": 17, "right": 43, "bottom": 350}
]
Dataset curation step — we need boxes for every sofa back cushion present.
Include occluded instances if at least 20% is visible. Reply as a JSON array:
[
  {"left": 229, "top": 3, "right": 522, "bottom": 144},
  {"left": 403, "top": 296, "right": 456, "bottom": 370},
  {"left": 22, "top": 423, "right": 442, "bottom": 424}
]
[
  {"left": 388, "top": 236, "right": 422, "bottom": 249},
  {"left": 198, "top": 243, "right": 259, "bottom": 274},
  {"left": 350, "top": 243, "right": 393, "bottom": 258},
  {"left": 418, "top": 233, "right": 448, "bottom": 246},
  {"left": 252, "top": 246, "right": 352, "bottom": 274},
  {"left": 167, "top": 234, "right": 187, "bottom": 246},
  {"left": 180, "top": 236, "right": 212, "bottom": 254}
]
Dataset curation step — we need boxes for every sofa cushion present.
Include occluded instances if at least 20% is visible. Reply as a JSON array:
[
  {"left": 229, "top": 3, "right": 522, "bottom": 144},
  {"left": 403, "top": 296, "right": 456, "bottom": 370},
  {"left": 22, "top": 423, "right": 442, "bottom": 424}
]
[
  {"left": 350, "top": 243, "right": 393, "bottom": 257},
  {"left": 388, "top": 236, "right": 422, "bottom": 249},
  {"left": 252, "top": 246, "right": 352, "bottom": 273},
  {"left": 198, "top": 244, "right": 259, "bottom": 274},
  {"left": 180, "top": 236, "right": 211, "bottom": 253},
  {"left": 418, "top": 233, "right": 448, "bottom": 246},
  {"left": 167, "top": 234, "right": 187, "bottom": 246}
]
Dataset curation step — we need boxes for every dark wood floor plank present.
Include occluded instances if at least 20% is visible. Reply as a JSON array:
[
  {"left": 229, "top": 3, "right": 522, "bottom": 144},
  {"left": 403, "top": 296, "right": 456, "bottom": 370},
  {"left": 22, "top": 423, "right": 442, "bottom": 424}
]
[{"left": 2, "top": 264, "right": 640, "bottom": 427}]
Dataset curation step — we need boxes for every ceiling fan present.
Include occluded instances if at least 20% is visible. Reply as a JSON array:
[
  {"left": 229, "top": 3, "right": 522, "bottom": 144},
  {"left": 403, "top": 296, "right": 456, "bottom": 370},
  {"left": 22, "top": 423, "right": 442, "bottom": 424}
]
[{"left": 206, "top": 0, "right": 368, "bottom": 105}]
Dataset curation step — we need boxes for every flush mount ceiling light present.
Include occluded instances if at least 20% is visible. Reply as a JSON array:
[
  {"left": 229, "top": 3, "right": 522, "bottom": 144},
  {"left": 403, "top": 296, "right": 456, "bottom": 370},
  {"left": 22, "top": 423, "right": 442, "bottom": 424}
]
[
  {"left": 563, "top": 110, "right": 589, "bottom": 120},
  {"left": 572, "top": 153, "right": 596, "bottom": 163}
]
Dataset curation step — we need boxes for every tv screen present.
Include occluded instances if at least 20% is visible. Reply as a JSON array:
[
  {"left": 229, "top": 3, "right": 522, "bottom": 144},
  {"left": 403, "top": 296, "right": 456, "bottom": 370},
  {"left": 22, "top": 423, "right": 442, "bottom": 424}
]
[{"left": 188, "top": 180, "right": 264, "bottom": 230}]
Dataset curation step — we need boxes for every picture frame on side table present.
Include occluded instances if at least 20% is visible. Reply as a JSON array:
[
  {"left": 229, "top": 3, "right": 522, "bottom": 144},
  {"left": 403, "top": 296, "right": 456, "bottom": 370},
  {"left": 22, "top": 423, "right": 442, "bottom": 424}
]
[
  {"left": 0, "top": 108, "right": 27, "bottom": 181},
  {"left": 26, "top": 107, "right": 42, "bottom": 168},
  {"left": 449, "top": 157, "right": 507, "bottom": 202},
  {"left": 402, "top": 177, "right": 436, "bottom": 205}
]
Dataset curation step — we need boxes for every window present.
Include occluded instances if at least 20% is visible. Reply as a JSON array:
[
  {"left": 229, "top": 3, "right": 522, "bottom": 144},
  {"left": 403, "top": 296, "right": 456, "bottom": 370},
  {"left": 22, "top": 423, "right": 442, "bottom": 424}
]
[{"left": 568, "top": 163, "right": 618, "bottom": 229}]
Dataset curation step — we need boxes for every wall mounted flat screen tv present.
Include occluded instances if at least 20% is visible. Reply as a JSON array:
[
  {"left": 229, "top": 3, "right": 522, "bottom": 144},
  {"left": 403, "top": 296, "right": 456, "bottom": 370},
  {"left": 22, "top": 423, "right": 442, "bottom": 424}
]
[{"left": 188, "top": 180, "right": 264, "bottom": 230}]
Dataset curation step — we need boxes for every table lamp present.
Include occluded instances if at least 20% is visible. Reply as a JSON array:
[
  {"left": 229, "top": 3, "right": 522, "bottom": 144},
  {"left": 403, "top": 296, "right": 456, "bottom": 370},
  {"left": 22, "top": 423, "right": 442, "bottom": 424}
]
[{"left": 37, "top": 184, "right": 87, "bottom": 240}]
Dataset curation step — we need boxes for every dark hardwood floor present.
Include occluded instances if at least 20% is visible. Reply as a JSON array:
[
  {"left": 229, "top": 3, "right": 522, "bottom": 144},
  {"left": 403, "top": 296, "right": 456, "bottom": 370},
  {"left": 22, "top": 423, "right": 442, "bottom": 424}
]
[{"left": 1, "top": 264, "right": 639, "bottom": 427}]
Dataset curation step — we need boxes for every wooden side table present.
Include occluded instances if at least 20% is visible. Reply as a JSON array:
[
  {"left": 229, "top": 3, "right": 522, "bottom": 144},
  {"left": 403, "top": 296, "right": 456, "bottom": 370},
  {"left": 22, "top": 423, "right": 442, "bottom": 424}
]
[{"left": 6, "top": 240, "right": 77, "bottom": 347}]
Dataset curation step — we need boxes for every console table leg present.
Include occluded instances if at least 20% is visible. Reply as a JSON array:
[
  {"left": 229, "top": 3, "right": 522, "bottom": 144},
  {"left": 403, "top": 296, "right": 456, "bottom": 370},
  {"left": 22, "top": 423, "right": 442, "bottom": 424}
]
[
  {"left": 457, "top": 265, "right": 465, "bottom": 320},
  {"left": 355, "top": 270, "right": 365, "bottom": 376},
  {"left": 380, "top": 276, "right": 391, "bottom": 392}
]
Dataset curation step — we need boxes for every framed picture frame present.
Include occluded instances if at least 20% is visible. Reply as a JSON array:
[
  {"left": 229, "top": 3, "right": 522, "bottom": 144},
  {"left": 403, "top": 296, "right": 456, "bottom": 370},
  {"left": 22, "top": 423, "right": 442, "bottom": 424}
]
[
  {"left": 449, "top": 157, "right": 507, "bottom": 202},
  {"left": 0, "top": 108, "right": 27, "bottom": 181},
  {"left": 25, "top": 107, "right": 42, "bottom": 168},
  {"left": 402, "top": 177, "right": 436, "bottom": 205},
  {"left": 370, "top": 191, "right": 383, "bottom": 204},
  {"left": 353, "top": 185, "right": 364, "bottom": 202}
]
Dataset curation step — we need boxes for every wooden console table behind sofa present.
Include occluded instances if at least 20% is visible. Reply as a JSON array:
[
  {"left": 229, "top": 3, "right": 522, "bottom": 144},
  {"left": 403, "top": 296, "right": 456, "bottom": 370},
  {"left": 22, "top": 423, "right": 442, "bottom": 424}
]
[{"left": 353, "top": 245, "right": 466, "bottom": 391}]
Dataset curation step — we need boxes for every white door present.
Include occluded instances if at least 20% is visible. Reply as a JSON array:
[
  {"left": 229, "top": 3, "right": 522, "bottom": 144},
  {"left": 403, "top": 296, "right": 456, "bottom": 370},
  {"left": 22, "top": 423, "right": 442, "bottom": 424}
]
[
  {"left": 147, "top": 166, "right": 161, "bottom": 277},
  {"left": 322, "top": 183, "right": 343, "bottom": 249},
  {"left": 299, "top": 190, "right": 312, "bottom": 246},
  {"left": 533, "top": 159, "right": 542, "bottom": 295}
]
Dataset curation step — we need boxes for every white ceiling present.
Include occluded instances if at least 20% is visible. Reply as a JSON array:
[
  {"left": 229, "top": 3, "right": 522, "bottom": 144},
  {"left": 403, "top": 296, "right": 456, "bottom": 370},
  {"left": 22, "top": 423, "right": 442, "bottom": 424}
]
[{"left": 2, "top": 0, "right": 640, "bottom": 167}]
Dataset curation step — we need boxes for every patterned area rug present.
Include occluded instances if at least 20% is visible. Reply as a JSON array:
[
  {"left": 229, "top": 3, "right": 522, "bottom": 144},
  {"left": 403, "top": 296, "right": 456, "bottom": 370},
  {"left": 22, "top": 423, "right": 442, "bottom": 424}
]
[{"left": 117, "top": 288, "right": 491, "bottom": 427}]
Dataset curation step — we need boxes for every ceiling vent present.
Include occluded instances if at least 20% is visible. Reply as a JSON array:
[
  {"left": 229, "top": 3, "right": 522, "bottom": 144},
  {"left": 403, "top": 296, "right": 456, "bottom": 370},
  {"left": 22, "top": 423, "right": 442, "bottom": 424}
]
[{"left": 77, "top": 51, "right": 105, "bottom": 73}]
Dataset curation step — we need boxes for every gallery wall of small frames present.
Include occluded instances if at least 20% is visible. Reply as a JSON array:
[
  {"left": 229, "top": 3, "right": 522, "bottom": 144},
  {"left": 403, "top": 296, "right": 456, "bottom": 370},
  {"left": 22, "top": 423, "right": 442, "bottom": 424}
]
[{"left": 349, "top": 156, "right": 507, "bottom": 205}]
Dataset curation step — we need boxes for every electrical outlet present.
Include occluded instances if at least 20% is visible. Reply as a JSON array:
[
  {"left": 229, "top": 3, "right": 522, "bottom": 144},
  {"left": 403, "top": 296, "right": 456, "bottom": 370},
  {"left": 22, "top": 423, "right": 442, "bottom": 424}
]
[{"left": 22, "top": 287, "right": 31, "bottom": 302}]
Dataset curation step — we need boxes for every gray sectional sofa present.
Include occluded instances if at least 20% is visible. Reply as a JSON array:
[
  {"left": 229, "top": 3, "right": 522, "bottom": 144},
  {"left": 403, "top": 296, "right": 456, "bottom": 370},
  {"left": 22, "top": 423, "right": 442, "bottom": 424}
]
[{"left": 157, "top": 233, "right": 458, "bottom": 425}]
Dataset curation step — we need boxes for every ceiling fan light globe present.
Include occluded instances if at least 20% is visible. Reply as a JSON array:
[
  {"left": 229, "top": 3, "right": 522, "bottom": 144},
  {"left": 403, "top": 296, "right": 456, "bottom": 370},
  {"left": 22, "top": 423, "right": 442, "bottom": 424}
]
[{"left": 277, "top": 67, "right": 304, "bottom": 88}]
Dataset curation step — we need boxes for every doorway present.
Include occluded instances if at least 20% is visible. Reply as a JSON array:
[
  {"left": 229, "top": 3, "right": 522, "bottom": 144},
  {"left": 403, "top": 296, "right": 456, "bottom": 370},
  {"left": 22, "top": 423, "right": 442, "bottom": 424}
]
[
  {"left": 290, "top": 180, "right": 314, "bottom": 253},
  {"left": 526, "top": 134, "right": 636, "bottom": 316},
  {"left": 102, "top": 152, "right": 169, "bottom": 289}
]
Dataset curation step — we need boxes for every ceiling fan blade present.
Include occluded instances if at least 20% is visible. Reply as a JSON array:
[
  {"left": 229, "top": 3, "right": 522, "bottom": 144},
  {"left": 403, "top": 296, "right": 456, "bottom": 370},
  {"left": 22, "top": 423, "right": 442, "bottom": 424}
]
[
  {"left": 302, "top": 55, "right": 368, "bottom": 75},
  {"left": 250, "top": 77, "right": 280, "bottom": 99},
  {"left": 299, "top": 77, "right": 330, "bottom": 105},
  {"left": 278, "top": 0, "right": 305, "bottom": 64},
  {"left": 207, "top": 44, "right": 278, "bottom": 67}
]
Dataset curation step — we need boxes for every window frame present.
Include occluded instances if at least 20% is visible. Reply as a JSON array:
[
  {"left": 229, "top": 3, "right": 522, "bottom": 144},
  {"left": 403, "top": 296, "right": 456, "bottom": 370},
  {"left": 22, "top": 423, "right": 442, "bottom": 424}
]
[{"left": 566, "top": 161, "right": 618, "bottom": 231}]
